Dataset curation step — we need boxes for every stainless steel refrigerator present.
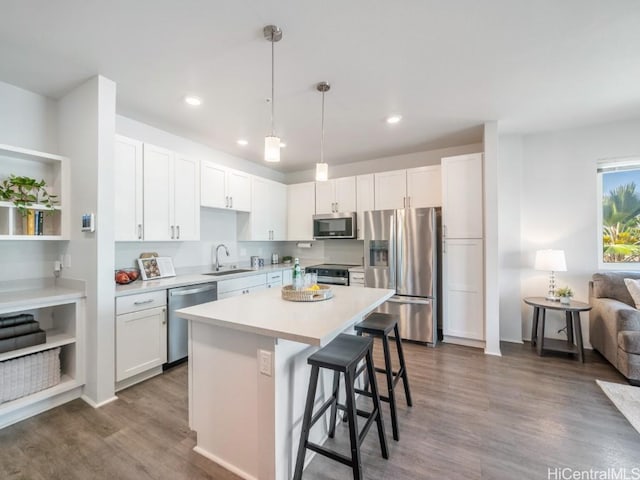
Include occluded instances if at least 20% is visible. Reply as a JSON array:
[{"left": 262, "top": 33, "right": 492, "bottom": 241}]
[{"left": 364, "top": 207, "right": 441, "bottom": 344}]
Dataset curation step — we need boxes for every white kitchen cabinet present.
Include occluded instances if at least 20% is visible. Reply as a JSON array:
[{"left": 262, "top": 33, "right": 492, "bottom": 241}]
[
  {"left": 406, "top": 165, "right": 441, "bottom": 208},
  {"left": 441, "top": 153, "right": 483, "bottom": 238},
  {"left": 374, "top": 166, "right": 441, "bottom": 211},
  {"left": 238, "top": 177, "right": 286, "bottom": 241},
  {"left": 0, "top": 143, "right": 69, "bottom": 240},
  {"left": 282, "top": 269, "right": 293, "bottom": 286},
  {"left": 115, "top": 290, "right": 167, "bottom": 384},
  {"left": 141, "top": 143, "right": 200, "bottom": 241},
  {"left": 114, "top": 136, "right": 143, "bottom": 241},
  {"left": 356, "top": 174, "right": 374, "bottom": 239},
  {"left": 217, "top": 273, "right": 268, "bottom": 299},
  {"left": 200, "top": 161, "right": 251, "bottom": 212},
  {"left": 287, "top": 182, "right": 315, "bottom": 240},
  {"left": 315, "top": 176, "right": 357, "bottom": 214},
  {"left": 374, "top": 169, "right": 407, "bottom": 210},
  {"left": 349, "top": 270, "right": 365, "bottom": 287},
  {"left": 266, "top": 271, "right": 284, "bottom": 288},
  {"left": 442, "top": 238, "right": 484, "bottom": 341}
]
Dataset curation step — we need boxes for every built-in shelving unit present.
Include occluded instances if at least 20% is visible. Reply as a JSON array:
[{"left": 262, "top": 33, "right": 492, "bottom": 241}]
[
  {"left": 0, "top": 291, "right": 85, "bottom": 428},
  {"left": 0, "top": 143, "right": 70, "bottom": 240}
]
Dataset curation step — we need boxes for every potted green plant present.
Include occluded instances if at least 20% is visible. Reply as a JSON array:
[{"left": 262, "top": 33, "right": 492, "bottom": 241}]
[
  {"left": 0, "top": 175, "right": 58, "bottom": 216},
  {"left": 556, "top": 286, "right": 573, "bottom": 305}
]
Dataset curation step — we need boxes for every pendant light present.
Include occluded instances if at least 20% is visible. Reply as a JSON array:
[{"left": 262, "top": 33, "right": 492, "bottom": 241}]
[
  {"left": 264, "top": 25, "right": 282, "bottom": 163},
  {"left": 315, "top": 82, "right": 330, "bottom": 181}
]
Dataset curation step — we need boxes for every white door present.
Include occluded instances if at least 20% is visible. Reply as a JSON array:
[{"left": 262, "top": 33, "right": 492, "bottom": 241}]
[
  {"left": 173, "top": 155, "right": 200, "bottom": 241},
  {"left": 249, "top": 176, "right": 272, "bottom": 241},
  {"left": 116, "top": 306, "right": 167, "bottom": 381},
  {"left": 287, "top": 182, "right": 315, "bottom": 240},
  {"left": 201, "top": 162, "right": 227, "bottom": 209},
  {"left": 334, "top": 176, "right": 357, "bottom": 212},
  {"left": 356, "top": 174, "right": 374, "bottom": 240},
  {"left": 407, "top": 165, "right": 441, "bottom": 208},
  {"left": 375, "top": 170, "right": 406, "bottom": 210},
  {"left": 143, "top": 144, "right": 173, "bottom": 241},
  {"left": 315, "top": 181, "right": 335, "bottom": 214},
  {"left": 442, "top": 153, "right": 484, "bottom": 238},
  {"left": 114, "top": 136, "right": 143, "bottom": 241},
  {"left": 227, "top": 169, "right": 251, "bottom": 212},
  {"left": 443, "top": 238, "right": 484, "bottom": 340}
]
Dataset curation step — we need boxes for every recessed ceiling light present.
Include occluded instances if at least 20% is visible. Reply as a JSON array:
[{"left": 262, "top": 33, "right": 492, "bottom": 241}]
[
  {"left": 184, "top": 96, "right": 202, "bottom": 107},
  {"left": 280, "top": 142, "right": 287, "bottom": 148},
  {"left": 237, "top": 139, "right": 249, "bottom": 146},
  {"left": 386, "top": 115, "right": 402, "bottom": 124}
]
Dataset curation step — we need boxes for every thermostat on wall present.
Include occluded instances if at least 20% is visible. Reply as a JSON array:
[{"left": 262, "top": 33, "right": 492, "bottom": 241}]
[{"left": 81, "top": 213, "right": 95, "bottom": 232}]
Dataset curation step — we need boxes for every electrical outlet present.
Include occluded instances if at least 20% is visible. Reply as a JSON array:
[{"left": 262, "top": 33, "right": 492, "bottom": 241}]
[{"left": 258, "top": 349, "right": 272, "bottom": 376}]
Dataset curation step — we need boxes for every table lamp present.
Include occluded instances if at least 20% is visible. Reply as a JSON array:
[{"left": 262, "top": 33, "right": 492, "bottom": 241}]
[{"left": 534, "top": 249, "right": 567, "bottom": 301}]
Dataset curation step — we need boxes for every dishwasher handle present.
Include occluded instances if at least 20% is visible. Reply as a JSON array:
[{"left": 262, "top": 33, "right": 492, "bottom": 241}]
[
  {"left": 170, "top": 284, "right": 217, "bottom": 296},
  {"left": 387, "top": 296, "right": 431, "bottom": 305}
]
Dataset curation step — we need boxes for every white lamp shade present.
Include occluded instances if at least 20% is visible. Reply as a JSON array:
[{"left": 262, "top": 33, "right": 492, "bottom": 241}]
[
  {"left": 534, "top": 249, "right": 567, "bottom": 272},
  {"left": 264, "top": 135, "right": 281, "bottom": 162},
  {"left": 315, "top": 162, "right": 328, "bottom": 182}
]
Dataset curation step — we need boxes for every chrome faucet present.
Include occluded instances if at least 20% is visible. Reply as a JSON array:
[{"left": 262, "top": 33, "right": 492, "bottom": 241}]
[{"left": 215, "top": 244, "right": 230, "bottom": 271}]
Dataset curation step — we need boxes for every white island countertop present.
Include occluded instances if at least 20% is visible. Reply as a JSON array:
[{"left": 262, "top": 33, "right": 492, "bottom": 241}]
[{"left": 177, "top": 285, "right": 394, "bottom": 346}]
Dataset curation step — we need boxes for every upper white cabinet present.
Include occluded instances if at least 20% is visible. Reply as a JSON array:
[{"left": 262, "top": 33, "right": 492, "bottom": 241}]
[
  {"left": 114, "top": 136, "right": 143, "bottom": 241},
  {"left": 114, "top": 138, "right": 199, "bottom": 241},
  {"left": 0, "top": 143, "right": 69, "bottom": 240},
  {"left": 356, "top": 174, "right": 374, "bottom": 240},
  {"left": 201, "top": 162, "right": 251, "bottom": 212},
  {"left": 142, "top": 144, "right": 200, "bottom": 241},
  {"left": 238, "top": 177, "right": 287, "bottom": 241},
  {"left": 315, "top": 177, "right": 357, "bottom": 214},
  {"left": 441, "top": 153, "right": 483, "bottom": 239},
  {"left": 287, "top": 182, "right": 315, "bottom": 241},
  {"left": 374, "top": 166, "right": 441, "bottom": 210}
]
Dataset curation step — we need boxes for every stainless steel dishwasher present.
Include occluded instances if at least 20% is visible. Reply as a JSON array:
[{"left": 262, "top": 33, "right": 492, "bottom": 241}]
[{"left": 166, "top": 282, "right": 217, "bottom": 367}]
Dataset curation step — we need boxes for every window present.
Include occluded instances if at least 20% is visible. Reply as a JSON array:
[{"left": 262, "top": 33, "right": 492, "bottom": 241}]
[{"left": 598, "top": 159, "right": 640, "bottom": 267}]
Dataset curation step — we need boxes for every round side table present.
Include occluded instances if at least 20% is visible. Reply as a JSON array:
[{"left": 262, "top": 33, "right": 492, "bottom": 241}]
[{"left": 523, "top": 297, "right": 591, "bottom": 363}]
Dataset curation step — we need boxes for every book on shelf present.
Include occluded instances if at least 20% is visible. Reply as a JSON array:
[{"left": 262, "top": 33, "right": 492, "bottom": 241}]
[
  {"left": 0, "top": 320, "right": 41, "bottom": 340},
  {"left": 0, "top": 329, "right": 46, "bottom": 354},
  {"left": 0, "top": 313, "right": 35, "bottom": 328},
  {"left": 26, "top": 210, "right": 35, "bottom": 235}
]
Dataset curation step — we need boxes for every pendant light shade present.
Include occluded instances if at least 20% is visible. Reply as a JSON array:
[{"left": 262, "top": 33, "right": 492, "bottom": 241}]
[
  {"left": 315, "top": 81, "right": 330, "bottom": 182},
  {"left": 264, "top": 25, "right": 282, "bottom": 163}
]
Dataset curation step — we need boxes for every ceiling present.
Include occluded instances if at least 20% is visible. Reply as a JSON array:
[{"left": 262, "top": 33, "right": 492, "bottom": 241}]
[{"left": 0, "top": 1, "right": 639, "bottom": 173}]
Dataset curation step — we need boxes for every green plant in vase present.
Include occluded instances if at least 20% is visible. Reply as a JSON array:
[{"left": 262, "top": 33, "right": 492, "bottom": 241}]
[
  {"left": 0, "top": 175, "right": 58, "bottom": 216},
  {"left": 556, "top": 286, "right": 573, "bottom": 304}
]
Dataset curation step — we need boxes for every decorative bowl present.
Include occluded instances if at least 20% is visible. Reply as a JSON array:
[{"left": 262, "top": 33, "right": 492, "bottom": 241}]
[{"left": 115, "top": 268, "right": 141, "bottom": 285}]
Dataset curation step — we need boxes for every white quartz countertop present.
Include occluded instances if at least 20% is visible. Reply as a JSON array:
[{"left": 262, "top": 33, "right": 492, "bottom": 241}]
[
  {"left": 114, "top": 263, "right": 298, "bottom": 297},
  {"left": 0, "top": 285, "right": 85, "bottom": 313},
  {"left": 176, "top": 285, "right": 394, "bottom": 346}
]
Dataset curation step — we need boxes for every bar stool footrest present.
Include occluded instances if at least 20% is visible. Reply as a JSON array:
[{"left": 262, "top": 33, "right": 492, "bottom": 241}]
[{"left": 307, "top": 442, "right": 353, "bottom": 467}]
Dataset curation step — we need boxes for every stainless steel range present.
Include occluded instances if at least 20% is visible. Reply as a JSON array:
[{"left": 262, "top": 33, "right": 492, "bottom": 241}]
[{"left": 304, "top": 264, "right": 359, "bottom": 286}]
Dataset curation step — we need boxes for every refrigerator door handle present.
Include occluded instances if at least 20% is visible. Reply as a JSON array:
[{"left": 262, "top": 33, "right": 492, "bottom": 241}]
[
  {"left": 388, "top": 295, "right": 431, "bottom": 305},
  {"left": 389, "top": 216, "right": 396, "bottom": 290}
]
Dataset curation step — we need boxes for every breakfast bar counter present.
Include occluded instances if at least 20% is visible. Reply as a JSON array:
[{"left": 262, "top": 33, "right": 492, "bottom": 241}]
[{"left": 177, "top": 285, "right": 394, "bottom": 480}]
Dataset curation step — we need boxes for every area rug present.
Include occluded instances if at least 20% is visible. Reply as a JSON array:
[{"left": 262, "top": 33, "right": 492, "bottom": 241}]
[{"left": 596, "top": 380, "right": 640, "bottom": 435}]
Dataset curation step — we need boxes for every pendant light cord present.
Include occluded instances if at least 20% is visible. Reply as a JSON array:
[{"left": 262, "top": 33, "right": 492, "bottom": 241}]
[
  {"left": 321, "top": 89, "right": 325, "bottom": 164},
  {"left": 271, "top": 34, "right": 275, "bottom": 136}
]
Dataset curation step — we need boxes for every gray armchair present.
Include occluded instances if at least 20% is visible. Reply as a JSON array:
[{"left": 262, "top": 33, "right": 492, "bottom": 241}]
[{"left": 589, "top": 272, "right": 640, "bottom": 385}]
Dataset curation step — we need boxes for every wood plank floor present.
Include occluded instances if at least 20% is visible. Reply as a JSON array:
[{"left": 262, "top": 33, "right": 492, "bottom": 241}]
[{"left": 0, "top": 342, "right": 638, "bottom": 480}]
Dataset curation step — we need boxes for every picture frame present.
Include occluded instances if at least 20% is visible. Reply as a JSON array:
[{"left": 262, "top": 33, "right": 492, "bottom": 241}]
[{"left": 137, "top": 257, "right": 176, "bottom": 280}]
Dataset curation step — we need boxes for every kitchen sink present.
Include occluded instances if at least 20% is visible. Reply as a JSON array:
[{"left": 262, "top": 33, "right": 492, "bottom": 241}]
[{"left": 204, "top": 269, "right": 255, "bottom": 276}]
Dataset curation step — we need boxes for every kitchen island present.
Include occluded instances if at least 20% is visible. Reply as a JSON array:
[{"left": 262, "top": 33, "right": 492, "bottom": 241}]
[{"left": 176, "top": 285, "right": 394, "bottom": 480}]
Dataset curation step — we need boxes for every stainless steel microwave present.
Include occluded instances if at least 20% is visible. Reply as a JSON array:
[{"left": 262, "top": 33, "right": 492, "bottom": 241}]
[{"left": 313, "top": 212, "right": 357, "bottom": 239}]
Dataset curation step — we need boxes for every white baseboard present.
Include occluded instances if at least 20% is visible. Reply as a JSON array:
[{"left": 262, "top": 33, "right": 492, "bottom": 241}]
[
  {"left": 442, "top": 335, "right": 485, "bottom": 349},
  {"left": 193, "top": 446, "right": 258, "bottom": 480},
  {"left": 81, "top": 394, "right": 118, "bottom": 409}
]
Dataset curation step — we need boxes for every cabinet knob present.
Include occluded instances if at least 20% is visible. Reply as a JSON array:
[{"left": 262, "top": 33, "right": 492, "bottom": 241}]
[
  {"left": 230, "top": 196, "right": 233, "bottom": 208},
  {"left": 176, "top": 225, "right": 180, "bottom": 239},
  {"left": 171, "top": 225, "right": 175, "bottom": 239},
  {"left": 137, "top": 224, "right": 142, "bottom": 240}
]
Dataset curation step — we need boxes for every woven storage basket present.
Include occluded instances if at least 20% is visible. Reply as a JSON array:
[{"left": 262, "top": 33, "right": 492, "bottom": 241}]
[
  {"left": 0, "top": 347, "right": 61, "bottom": 403},
  {"left": 281, "top": 285, "right": 333, "bottom": 302}
]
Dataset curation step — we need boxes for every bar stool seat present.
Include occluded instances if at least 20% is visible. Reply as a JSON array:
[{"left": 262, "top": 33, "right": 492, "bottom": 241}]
[
  {"left": 293, "top": 333, "right": 388, "bottom": 480},
  {"left": 352, "top": 312, "right": 412, "bottom": 441}
]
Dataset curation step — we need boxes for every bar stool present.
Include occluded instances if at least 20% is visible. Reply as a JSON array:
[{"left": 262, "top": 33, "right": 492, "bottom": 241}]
[
  {"left": 293, "top": 334, "right": 388, "bottom": 480},
  {"left": 351, "top": 312, "right": 412, "bottom": 441}
]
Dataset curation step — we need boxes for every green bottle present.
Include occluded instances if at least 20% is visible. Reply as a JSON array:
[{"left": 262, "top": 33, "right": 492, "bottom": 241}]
[{"left": 293, "top": 258, "right": 302, "bottom": 289}]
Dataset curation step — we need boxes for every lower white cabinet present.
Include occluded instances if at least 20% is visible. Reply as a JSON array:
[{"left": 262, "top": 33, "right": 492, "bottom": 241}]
[
  {"left": 349, "top": 270, "right": 365, "bottom": 287},
  {"left": 442, "top": 238, "right": 484, "bottom": 341},
  {"left": 217, "top": 274, "right": 268, "bottom": 299},
  {"left": 115, "top": 291, "right": 167, "bottom": 383}
]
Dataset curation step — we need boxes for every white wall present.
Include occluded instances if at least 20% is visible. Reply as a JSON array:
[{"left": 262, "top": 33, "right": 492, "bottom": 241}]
[
  {"left": 285, "top": 143, "right": 483, "bottom": 184},
  {"left": 518, "top": 118, "right": 640, "bottom": 348},
  {"left": 0, "top": 80, "right": 63, "bottom": 280},
  {"left": 58, "top": 75, "right": 117, "bottom": 406}
]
